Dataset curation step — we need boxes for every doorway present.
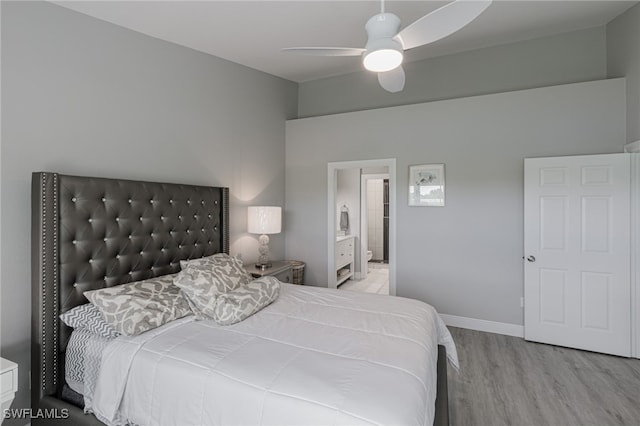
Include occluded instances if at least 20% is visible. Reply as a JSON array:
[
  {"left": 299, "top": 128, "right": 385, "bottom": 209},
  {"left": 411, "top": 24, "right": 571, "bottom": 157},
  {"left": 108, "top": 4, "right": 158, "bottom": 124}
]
[{"left": 327, "top": 159, "right": 396, "bottom": 295}]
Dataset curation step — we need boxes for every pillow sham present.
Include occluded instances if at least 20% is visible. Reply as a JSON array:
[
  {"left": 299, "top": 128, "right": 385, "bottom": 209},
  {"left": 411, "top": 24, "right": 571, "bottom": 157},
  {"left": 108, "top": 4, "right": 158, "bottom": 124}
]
[
  {"left": 83, "top": 274, "right": 191, "bottom": 336},
  {"left": 179, "top": 253, "right": 253, "bottom": 291},
  {"left": 174, "top": 254, "right": 254, "bottom": 316},
  {"left": 211, "top": 276, "right": 281, "bottom": 325},
  {"left": 65, "top": 327, "right": 94, "bottom": 394},
  {"left": 59, "top": 303, "right": 120, "bottom": 338}
]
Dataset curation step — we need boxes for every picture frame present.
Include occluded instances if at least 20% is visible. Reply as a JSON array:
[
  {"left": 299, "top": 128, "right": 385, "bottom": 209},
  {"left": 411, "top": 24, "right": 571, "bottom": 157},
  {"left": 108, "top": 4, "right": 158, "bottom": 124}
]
[{"left": 408, "top": 164, "right": 445, "bottom": 207}]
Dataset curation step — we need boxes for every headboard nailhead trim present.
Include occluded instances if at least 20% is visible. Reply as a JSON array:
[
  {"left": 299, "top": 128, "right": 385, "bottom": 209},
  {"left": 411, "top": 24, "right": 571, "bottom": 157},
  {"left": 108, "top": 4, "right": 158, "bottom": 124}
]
[
  {"left": 40, "top": 174, "right": 47, "bottom": 391},
  {"left": 52, "top": 173, "right": 59, "bottom": 388}
]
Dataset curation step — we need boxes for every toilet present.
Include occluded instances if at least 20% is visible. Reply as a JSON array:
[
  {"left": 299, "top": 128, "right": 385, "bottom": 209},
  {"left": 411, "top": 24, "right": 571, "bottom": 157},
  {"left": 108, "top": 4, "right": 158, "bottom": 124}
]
[{"left": 367, "top": 250, "right": 373, "bottom": 261}]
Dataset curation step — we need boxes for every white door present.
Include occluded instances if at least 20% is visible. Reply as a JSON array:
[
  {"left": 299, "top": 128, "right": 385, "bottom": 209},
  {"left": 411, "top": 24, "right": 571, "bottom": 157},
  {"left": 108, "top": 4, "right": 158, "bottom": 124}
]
[{"left": 524, "top": 154, "right": 631, "bottom": 356}]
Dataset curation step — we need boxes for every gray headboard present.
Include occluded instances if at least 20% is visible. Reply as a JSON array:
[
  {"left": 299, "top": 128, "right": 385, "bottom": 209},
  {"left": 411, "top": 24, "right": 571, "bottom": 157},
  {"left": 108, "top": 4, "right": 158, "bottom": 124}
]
[{"left": 31, "top": 172, "right": 229, "bottom": 412}]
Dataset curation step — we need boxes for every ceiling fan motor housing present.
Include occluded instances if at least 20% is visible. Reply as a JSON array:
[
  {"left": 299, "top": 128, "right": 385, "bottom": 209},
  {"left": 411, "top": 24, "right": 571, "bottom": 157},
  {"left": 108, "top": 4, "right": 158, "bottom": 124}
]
[{"left": 363, "top": 13, "right": 404, "bottom": 72}]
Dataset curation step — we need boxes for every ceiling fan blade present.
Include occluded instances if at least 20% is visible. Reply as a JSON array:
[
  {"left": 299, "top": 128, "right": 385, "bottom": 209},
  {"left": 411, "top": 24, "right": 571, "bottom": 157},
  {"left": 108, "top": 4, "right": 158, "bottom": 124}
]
[
  {"left": 378, "top": 66, "right": 405, "bottom": 93},
  {"left": 282, "top": 47, "right": 365, "bottom": 57},
  {"left": 396, "top": 0, "right": 492, "bottom": 50}
]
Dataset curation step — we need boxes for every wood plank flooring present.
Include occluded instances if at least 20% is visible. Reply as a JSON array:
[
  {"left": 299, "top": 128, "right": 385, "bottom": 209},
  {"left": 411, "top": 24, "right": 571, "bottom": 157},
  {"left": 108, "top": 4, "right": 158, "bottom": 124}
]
[{"left": 447, "top": 327, "right": 640, "bottom": 426}]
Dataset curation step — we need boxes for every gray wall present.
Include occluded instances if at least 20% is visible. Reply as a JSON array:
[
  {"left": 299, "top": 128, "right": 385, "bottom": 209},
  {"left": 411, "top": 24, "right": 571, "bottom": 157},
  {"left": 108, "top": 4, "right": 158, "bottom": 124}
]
[
  {"left": 298, "top": 27, "right": 607, "bottom": 118},
  {"left": 607, "top": 3, "right": 640, "bottom": 143},
  {"left": 0, "top": 1, "right": 297, "bottom": 417},
  {"left": 285, "top": 79, "right": 626, "bottom": 327}
]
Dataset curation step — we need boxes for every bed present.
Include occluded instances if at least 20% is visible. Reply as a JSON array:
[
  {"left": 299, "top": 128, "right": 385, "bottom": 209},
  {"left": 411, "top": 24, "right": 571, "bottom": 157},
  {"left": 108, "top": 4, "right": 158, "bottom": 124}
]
[{"left": 31, "top": 172, "right": 456, "bottom": 425}]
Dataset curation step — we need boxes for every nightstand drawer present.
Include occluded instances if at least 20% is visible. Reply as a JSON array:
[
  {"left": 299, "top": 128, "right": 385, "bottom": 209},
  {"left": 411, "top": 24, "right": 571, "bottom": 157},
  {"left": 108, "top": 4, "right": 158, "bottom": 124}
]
[
  {"left": 272, "top": 269, "right": 292, "bottom": 284},
  {"left": 247, "top": 261, "right": 293, "bottom": 284},
  {"left": 1, "top": 369, "right": 15, "bottom": 394},
  {"left": 1, "top": 357, "right": 18, "bottom": 397}
]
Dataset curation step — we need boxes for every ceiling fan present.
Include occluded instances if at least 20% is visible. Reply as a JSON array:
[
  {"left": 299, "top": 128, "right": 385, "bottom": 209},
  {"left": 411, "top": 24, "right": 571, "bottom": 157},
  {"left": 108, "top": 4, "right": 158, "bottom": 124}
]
[{"left": 283, "top": 0, "right": 492, "bottom": 93}]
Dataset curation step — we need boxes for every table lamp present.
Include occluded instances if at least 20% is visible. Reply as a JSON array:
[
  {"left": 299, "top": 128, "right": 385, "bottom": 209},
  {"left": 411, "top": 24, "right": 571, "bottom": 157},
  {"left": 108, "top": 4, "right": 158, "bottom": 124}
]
[{"left": 247, "top": 206, "right": 282, "bottom": 269}]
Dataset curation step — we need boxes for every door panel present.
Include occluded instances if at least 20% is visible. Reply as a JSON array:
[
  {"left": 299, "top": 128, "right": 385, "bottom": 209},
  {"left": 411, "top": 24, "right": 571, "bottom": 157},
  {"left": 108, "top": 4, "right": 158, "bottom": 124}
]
[
  {"left": 524, "top": 154, "right": 631, "bottom": 356},
  {"left": 581, "top": 272, "right": 610, "bottom": 330},
  {"left": 539, "top": 269, "right": 567, "bottom": 324},
  {"left": 540, "top": 196, "right": 567, "bottom": 251},
  {"left": 581, "top": 196, "right": 611, "bottom": 253}
]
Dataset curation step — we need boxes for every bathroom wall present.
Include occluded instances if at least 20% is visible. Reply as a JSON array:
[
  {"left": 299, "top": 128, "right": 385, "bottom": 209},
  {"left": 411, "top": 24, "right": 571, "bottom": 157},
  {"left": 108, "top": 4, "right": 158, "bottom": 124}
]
[{"left": 366, "top": 179, "right": 384, "bottom": 261}]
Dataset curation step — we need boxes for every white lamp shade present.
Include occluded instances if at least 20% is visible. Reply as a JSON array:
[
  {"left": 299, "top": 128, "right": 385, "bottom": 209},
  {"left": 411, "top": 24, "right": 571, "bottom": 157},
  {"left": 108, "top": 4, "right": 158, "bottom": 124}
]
[{"left": 247, "top": 206, "right": 282, "bottom": 234}]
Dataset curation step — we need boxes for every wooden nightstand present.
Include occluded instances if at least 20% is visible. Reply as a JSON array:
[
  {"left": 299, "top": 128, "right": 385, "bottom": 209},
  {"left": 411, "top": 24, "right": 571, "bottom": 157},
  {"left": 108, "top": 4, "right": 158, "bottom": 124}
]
[{"left": 247, "top": 261, "right": 293, "bottom": 284}]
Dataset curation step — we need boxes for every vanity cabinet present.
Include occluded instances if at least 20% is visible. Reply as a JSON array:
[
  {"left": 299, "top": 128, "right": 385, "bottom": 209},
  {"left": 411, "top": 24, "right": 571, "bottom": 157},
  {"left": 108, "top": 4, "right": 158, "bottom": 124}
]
[{"left": 336, "top": 236, "right": 355, "bottom": 286}]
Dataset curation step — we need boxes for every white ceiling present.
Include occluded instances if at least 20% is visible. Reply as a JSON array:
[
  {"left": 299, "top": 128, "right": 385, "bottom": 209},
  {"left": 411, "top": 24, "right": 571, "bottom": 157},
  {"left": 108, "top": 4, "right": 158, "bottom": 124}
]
[{"left": 55, "top": 0, "right": 638, "bottom": 83}]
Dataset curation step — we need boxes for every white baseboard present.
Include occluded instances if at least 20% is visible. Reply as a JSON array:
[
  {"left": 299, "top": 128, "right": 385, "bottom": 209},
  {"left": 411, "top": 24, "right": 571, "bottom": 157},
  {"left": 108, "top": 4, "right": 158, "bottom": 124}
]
[{"left": 439, "top": 314, "right": 524, "bottom": 338}]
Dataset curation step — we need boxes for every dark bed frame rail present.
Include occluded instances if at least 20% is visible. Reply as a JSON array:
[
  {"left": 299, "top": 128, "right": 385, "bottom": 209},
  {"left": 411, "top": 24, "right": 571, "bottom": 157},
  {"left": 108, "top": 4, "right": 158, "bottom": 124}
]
[
  {"left": 31, "top": 171, "right": 449, "bottom": 425},
  {"left": 435, "top": 345, "right": 449, "bottom": 426}
]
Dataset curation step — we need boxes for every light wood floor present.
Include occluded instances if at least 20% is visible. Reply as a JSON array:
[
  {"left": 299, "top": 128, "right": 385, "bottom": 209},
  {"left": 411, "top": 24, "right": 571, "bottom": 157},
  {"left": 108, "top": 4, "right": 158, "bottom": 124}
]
[{"left": 447, "top": 327, "right": 640, "bottom": 426}]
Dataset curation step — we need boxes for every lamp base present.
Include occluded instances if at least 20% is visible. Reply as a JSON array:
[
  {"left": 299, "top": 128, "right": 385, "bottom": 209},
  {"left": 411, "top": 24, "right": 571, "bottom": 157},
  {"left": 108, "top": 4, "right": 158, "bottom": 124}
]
[
  {"left": 255, "top": 262, "right": 272, "bottom": 270},
  {"left": 257, "top": 235, "right": 271, "bottom": 270}
]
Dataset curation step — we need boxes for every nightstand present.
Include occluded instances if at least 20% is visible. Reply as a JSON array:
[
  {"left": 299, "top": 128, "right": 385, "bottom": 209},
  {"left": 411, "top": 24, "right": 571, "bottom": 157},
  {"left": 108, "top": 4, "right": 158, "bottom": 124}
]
[
  {"left": 1, "top": 357, "right": 18, "bottom": 423},
  {"left": 247, "top": 261, "right": 292, "bottom": 284}
]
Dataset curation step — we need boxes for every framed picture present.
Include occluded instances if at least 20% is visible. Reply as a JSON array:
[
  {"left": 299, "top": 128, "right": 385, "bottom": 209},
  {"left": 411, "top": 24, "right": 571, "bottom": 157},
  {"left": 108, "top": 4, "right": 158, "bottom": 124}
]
[{"left": 408, "top": 164, "right": 445, "bottom": 207}]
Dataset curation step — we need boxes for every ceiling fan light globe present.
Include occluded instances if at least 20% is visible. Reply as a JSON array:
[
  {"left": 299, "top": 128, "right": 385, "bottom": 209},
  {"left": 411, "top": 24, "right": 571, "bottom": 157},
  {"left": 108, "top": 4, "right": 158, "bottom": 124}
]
[{"left": 363, "top": 49, "right": 403, "bottom": 72}]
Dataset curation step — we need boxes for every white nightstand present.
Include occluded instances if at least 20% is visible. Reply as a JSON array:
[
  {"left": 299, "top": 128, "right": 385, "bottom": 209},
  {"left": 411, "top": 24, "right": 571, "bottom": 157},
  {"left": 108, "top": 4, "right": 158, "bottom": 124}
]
[{"left": 1, "top": 357, "right": 18, "bottom": 424}]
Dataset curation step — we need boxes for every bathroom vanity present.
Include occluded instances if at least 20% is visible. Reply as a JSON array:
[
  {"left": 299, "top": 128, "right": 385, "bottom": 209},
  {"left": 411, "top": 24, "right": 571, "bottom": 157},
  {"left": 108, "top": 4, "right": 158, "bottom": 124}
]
[{"left": 336, "top": 235, "right": 355, "bottom": 286}]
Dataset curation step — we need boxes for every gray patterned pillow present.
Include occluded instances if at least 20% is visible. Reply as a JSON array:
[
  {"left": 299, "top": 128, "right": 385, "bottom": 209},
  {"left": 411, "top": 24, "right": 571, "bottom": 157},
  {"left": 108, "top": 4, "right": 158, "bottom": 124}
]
[
  {"left": 60, "top": 303, "right": 120, "bottom": 338},
  {"left": 179, "top": 253, "right": 253, "bottom": 291},
  {"left": 84, "top": 274, "right": 191, "bottom": 336},
  {"left": 211, "top": 276, "right": 280, "bottom": 325},
  {"left": 174, "top": 254, "right": 254, "bottom": 318}
]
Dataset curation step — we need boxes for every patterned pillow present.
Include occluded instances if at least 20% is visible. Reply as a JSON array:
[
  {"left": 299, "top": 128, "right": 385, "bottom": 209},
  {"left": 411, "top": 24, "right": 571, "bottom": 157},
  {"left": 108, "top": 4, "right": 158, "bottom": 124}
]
[
  {"left": 84, "top": 274, "right": 191, "bottom": 336},
  {"left": 174, "top": 254, "right": 254, "bottom": 317},
  {"left": 179, "top": 253, "right": 253, "bottom": 292},
  {"left": 211, "top": 276, "right": 281, "bottom": 325},
  {"left": 59, "top": 303, "right": 120, "bottom": 338}
]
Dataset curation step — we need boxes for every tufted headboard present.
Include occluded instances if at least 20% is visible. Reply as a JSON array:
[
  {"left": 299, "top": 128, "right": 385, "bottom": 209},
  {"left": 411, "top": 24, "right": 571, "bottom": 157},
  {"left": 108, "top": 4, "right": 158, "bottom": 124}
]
[{"left": 31, "top": 172, "right": 229, "bottom": 417}]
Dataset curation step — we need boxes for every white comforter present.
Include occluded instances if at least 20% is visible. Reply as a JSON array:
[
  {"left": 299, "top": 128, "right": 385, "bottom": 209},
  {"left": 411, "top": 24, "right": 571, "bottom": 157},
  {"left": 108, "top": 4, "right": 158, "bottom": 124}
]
[{"left": 90, "top": 283, "right": 458, "bottom": 426}]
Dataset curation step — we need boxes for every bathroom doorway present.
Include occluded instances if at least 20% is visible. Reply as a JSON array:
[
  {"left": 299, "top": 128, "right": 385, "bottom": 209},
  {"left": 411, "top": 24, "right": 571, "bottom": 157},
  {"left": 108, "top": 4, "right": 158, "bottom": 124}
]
[
  {"left": 363, "top": 174, "right": 389, "bottom": 263},
  {"left": 352, "top": 172, "right": 390, "bottom": 294},
  {"left": 327, "top": 159, "right": 396, "bottom": 296}
]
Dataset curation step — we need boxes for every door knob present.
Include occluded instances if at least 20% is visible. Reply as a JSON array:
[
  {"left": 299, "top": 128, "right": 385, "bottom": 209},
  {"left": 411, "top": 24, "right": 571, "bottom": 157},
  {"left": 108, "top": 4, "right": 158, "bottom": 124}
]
[{"left": 527, "top": 255, "right": 536, "bottom": 262}]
